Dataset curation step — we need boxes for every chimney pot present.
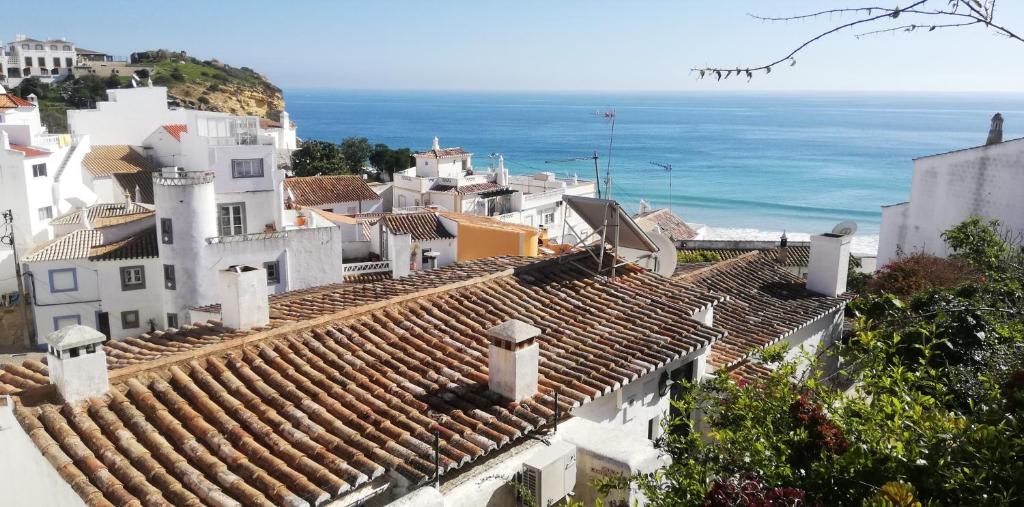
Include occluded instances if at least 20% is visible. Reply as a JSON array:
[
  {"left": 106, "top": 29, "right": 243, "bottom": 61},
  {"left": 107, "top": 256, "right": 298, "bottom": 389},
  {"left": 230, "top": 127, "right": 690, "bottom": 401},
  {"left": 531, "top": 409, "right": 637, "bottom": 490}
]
[
  {"left": 986, "top": 113, "right": 1004, "bottom": 145},
  {"left": 486, "top": 319, "right": 541, "bottom": 401},
  {"left": 806, "top": 232, "right": 852, "bottom": 297},
  {"left": 219, "top": 265, "right": 270, "bottom": 330},
  {"left": 44, "top": 325, "right": 109, "bottom": 402}
]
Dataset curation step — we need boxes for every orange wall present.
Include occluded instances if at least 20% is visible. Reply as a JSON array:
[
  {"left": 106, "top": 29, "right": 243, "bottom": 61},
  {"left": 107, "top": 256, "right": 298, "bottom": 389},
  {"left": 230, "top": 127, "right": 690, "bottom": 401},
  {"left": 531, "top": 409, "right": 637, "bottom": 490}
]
[{"left": 456, "top": 223, "right": 539, "bottom": 261}]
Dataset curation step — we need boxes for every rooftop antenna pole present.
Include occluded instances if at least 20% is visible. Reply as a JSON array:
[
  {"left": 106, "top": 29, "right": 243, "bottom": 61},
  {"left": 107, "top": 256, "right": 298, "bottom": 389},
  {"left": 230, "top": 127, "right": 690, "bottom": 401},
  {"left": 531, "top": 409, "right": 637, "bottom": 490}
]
[
  {"left": 649, "top": 162, "right": 673, "bottom": 211},
  {"left": 1, "top": 210, "right": 31, "bottom": 347},
  {"left": 544, "top": 154, "right": 602, "bottom": 199},
  {"left": 595, "top": 109, "right": 617, "bottom": 199}
]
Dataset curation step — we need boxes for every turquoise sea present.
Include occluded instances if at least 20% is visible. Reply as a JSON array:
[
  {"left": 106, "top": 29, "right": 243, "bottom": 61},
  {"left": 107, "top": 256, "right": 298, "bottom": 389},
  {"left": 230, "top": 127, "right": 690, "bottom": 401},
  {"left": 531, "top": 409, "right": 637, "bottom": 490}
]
[{"left": 284, "top": 90, "right": 1024, "bottom": 236}]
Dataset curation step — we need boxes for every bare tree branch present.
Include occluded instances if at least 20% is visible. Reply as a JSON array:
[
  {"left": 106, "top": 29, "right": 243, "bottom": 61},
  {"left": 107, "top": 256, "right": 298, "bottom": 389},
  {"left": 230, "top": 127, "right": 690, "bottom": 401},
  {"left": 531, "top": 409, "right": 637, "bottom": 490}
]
[{"left": 694, "top": 0, "right": 1022, "bottom": 81}]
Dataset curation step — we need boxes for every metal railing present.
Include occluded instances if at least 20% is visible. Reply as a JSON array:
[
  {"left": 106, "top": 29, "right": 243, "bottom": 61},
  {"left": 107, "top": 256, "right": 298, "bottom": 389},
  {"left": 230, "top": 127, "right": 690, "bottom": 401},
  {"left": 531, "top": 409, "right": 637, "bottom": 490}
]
[
  {"left": 153, "top": 170, "right": 215, "bottom": 186},
  {"left": 342, "top": 260, "right": 392, "bottom": 275},
  {"left": 206, "top": 230, "right": 288, "bottom": 244}
]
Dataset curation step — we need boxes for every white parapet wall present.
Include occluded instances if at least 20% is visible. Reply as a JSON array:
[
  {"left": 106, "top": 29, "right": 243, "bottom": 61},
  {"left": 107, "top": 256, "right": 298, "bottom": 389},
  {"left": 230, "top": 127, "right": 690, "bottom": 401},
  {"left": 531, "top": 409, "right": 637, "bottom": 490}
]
[{"left": 0, "top": 396, "right": 86, "bottom": 506}]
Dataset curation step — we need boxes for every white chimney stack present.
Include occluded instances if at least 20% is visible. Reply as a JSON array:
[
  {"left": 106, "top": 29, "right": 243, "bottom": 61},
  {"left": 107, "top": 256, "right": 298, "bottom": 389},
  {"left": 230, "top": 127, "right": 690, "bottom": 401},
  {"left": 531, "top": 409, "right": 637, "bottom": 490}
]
[
  {"left": 44, "top": 325, "right": 109, "bottom": 402},
  {"left": 27, "top": 93, "right": 37, "bottom": 106},
  {"left": 219, "top": 265, "right": 270, "bottom": 330},
  {"left": 0, "top": 130, "right": 9, "bottom": 151},
  {"left": 807, "top": 232, "right": 852, "bottom": 297},
  {"left": 487, "top": 319, "right": 541, "bottom": 401},
  {"left": 432, "top": 136, "right": 441, "bottom": 151}
]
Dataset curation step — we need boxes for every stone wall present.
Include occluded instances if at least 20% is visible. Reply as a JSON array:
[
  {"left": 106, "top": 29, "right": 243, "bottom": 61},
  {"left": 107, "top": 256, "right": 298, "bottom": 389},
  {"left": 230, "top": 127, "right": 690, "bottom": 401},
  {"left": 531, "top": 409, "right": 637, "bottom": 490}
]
[{"left": 0, "top": 305, "right": 33, "bottom": 352}]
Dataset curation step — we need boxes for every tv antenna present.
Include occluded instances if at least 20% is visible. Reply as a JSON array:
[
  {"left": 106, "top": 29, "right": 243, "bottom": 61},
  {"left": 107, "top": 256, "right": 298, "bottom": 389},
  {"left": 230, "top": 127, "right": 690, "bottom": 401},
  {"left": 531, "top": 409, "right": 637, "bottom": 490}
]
[
  {"left": 544, "top": 152, "right": 602, "bottom": 199},
  {"left": 597, "top": 109, "right": 616, "bottom": 199},
  {"left": 649, "top": 162, "right": 673, "bottom": 212}
]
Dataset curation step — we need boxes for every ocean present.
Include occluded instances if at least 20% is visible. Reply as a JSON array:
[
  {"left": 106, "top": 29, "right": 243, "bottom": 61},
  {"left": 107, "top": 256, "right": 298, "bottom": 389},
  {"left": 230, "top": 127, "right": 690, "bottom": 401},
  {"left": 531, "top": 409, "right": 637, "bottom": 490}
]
[{"left": 284, "top": 90, "right": 1024, "bottom": 253}]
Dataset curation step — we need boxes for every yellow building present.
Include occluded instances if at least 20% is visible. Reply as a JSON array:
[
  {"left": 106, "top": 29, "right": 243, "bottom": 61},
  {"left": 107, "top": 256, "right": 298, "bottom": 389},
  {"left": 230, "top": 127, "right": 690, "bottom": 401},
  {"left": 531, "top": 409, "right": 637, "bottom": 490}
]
[{"left": 440, "top": 212, "right": 540, "bottom": 261}]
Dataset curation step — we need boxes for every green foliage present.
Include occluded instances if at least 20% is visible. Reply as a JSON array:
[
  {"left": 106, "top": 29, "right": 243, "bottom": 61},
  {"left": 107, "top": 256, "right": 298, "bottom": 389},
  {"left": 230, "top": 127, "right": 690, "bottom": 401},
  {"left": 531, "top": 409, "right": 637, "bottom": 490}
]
[
  {"left": 369, "top": 143, "right": 415, "bottom": 179},
  {"left": 12, "top": 76, "right": 49, "bottom": 100},
  {"left": 291, "top": 140, "right": 348, "bottom": 176},
  {"left": 626, "top": 218, "right": 1024, "bottom": 506},
  {"left": 677, "top": 250, "right": 722, "bottom": 263},
  {"left": 340, "top": 137, "right": 372, "bottom": 172},
  {"left": 941, "top": 217, "right": 1012, "bottom": 273},
  {"left": 169, "top": 67, "right": 185, "bottom": 81}
]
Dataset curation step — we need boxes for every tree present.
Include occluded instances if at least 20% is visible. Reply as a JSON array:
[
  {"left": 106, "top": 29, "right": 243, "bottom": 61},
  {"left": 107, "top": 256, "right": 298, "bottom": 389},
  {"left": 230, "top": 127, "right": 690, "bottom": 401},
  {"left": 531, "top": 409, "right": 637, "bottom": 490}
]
[
  {"left": 370, "top": 143, "right": 416, "bottom": 180},
  {"left": 291, "top": 140, "right": 348, "bottom": 176},
  {"left": 12, "top": 77, "right": 48, "bottom": 100},
  {"left": 694, "top": 1, "right": 1022, "bottom": 81},
  {"left": 609, "top": 217, "right": 1024, "bottom": 506},
  {"left": 340, "top": 137, "right": 372, "bottom": 173},
  {"left": 941, "top": 217, "right": 1012, "bottom": 273}
]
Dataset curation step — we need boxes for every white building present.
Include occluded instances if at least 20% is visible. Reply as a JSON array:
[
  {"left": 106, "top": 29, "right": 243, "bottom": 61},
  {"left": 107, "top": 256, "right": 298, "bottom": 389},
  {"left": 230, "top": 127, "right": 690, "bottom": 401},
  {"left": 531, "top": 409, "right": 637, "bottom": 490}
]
[
  {"left": 0, "top": 86, "right": 95, "bottom": 295},
  {"left": 2, "top": 35, "right": 78, "bottom": 87},
  {"left": 392, "top": 138, "right": 596, "bottom": 243},
  {"left": 878, "top": 114, "right": 1024, "bottom": 267}
]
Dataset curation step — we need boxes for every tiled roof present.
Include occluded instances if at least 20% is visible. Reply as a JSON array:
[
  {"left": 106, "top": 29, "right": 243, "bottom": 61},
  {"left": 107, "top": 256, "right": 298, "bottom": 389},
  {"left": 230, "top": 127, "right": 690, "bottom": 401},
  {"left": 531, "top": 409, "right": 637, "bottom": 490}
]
[
  {"left": 284, "top": 176, "right": 381, "bottom": 207},
  {"left": 160, "top": 124, "right": 187, "bottom": 141},
  {"left": 82, "top": 145, "right": 155, "bottom": 177},
  {"left": 383, "top": 212, "right": 455, "bottom": 241},
  {"left": 440, "top": 212, "right": 539, "bottom": 234},
  {"left": 0, "top": 252, "right": 723, "bottom": 506},
  {"left": 0, "top": 93, "right": 35, "bottom": 108},
  {"left": 112, "top": 171, "right": 155, "bottom": 204},
  {"left": 7, "top": 143, "right": 49, "bottom": 158},
  {"left": 50, "top": 203, "right": 154, "bottom": 228},
  {"left": 678, "top": 246, "right": 861, "bottom": 269},
  {"left": 415, "top": 147, "right": 470, "bottom": 158},
  {"left": 21, "top": 227, "right": 158, "bottom": 263},
  {"left": 633, "top": 208, "right": 698, "bottom": 241},
  {"left": 674, "top": 252, "right": 847, "bottom": 370},
  {"left": 431, "top": 182, "right": 506, "bottom": 195}
]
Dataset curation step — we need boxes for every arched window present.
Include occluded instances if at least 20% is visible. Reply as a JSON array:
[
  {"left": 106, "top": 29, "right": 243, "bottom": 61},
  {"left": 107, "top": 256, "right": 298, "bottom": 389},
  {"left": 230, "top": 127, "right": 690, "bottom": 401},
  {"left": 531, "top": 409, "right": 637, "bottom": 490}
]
[{"left": 62, "top": 45, "right": 71, "bottom": 51}]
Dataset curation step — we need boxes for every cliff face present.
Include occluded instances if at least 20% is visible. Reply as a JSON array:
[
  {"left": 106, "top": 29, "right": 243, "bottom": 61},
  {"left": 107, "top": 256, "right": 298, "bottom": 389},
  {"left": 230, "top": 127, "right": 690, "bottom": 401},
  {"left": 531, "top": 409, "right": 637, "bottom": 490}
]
[{"left": 133, "top": 50, "right": 285, "bottom": 119}]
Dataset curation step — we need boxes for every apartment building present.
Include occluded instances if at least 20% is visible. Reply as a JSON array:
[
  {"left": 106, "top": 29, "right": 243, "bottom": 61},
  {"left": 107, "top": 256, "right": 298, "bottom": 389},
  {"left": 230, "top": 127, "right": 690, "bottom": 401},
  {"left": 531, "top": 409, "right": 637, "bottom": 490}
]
[{"left": 2, "top": 35, "right": 78, "bottom": 87}]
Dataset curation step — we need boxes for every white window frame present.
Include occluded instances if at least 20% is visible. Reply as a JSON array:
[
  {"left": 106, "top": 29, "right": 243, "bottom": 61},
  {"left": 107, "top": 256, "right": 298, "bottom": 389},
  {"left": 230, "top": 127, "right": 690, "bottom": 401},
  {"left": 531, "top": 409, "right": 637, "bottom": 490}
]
[
  {"left": 32, "top": 163, "right": 47, "bottom": 178},
  {"left": 120, "top": 265, "right": 146, "bottom": 291},
  {"left": 264, "top": 261, "right": 280, "bottom": 285},
  {"left": 218, "top": 203, "right": 246, "bottom": 236},
  {"left": 542, "top": 209, "right": 556, "bottom": 225},
  {"left": 38, "top": 206, "right": 53, "bottom": 220}
]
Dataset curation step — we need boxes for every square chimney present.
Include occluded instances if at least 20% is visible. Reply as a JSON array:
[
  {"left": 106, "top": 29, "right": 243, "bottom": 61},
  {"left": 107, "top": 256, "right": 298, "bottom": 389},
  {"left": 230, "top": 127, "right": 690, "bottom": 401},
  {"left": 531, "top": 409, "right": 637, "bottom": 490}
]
[
  {"left": 487, "top": 319, "right": 541, "bottom": 401},
  {"left": 219, "top": 265, "right": 270, "bottom": 330},
  {"left": 44, "top": 325, "right": 109, "bottom": 402},
  {"left": 807, "top": 233, "right": 852, "bottom": 297}
]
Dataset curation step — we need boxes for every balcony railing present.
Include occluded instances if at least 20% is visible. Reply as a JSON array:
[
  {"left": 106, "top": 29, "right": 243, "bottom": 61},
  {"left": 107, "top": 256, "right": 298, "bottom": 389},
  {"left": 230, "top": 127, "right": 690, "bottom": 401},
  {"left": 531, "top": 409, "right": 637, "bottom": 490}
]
[
  {"left": 206, "top": 230, "right": 289, "bottom": 244},
  {"left": 153, "top": 170, "right": 215, "bottom": 186},
  {"left": 342, "top": 260, "right": 392, "bottom": 275}
]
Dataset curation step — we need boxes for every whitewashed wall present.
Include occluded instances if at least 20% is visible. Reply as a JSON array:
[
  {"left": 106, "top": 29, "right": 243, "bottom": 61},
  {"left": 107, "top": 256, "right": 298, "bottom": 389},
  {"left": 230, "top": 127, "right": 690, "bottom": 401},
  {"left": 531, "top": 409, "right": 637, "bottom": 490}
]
[
  {"left": 68, "top": 87, "right": 186, "bottom": 145},
  {"left": 0, "top": 398, "right": 85, "bottom": 506}
]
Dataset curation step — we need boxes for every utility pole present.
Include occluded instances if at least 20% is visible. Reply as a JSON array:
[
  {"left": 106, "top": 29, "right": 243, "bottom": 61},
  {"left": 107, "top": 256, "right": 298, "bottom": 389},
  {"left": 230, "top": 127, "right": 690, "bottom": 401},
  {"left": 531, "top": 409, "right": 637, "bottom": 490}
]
[
  {"left": 1, "top": 210, "right": 32, "bottom": 348},
  {"left": 649, "top": 162, "right": 674, "bottom": 211}
]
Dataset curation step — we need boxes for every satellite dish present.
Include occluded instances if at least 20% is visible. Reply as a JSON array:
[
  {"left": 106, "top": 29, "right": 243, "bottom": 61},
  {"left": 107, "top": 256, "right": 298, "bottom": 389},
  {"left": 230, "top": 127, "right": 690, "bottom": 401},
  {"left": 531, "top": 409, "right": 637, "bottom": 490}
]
[
  {"left": 643, "top": 229, "right": 678, "bottom": 277},
  {"left": 831, "top": 221, "right": 858, "bottom": 236}
]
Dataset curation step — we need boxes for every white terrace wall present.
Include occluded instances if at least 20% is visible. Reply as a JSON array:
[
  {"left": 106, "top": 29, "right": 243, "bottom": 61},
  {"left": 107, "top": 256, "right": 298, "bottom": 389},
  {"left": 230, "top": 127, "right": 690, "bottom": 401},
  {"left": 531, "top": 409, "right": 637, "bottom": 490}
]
[{"left": 68, "top": 87, "right": 186, "bottom": 146}]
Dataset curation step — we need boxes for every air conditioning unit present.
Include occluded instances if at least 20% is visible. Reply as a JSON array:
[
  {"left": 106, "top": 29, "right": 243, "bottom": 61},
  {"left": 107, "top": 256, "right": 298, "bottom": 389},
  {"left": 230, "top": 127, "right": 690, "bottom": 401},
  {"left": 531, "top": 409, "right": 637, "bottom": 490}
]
[{"left": 519, "top": 441, "right": 577, "bottom": 506}]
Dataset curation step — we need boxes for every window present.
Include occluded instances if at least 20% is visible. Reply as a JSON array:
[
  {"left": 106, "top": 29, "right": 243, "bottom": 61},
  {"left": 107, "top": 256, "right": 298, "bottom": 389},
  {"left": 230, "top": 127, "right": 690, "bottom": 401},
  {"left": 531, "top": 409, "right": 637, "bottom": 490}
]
[
  {"left": 49, "top": 45, "right": 58, "bottom": 51},
  {"left": 217, "top": 203, "right": 246, "bottom": 236},
  {"left": 24, "top": 57, "right": 31, "bottom": 66},
  {"left": 38, "top": 206, "right": 53, "bottom": 220},
  {"left": 648, "top": 415, "right": 662, "bottom": 441},
  {"left": 120, "top": 266, "right": 146, "bottom": 291},
  {"left": 53, "top": 314, "right": 81, "bottom": 331},
  {"left": 37, "top": 57, "right": 45, "bottom": 67},
  {"left": 542, "top": 209, "right": 556, "bottom": 225},
  {"left": 160, "top": 218, "right": 173, "bottom": 244},
  {"left": 53, "top": 57, "right": 60, "bottom": 68},
  {"left": 167, "top": 313, "right": 179, "bottom": 329},
  {"left": 163, "top": 264, "right": 176, "bottom": 290},
  {"left": 20, "top": 44, "right": 28, "bottom": 50},
  {"left": 34, "top": 44, "right": 43, "bottom": 50},
  {"left": 63, "top": 45, "right": 71, "bottom": 51},
  {"left": 32, "top": 163, "right": 47, "bottom": 177},
  {"left": 264, "top": 261, "right": 280, "bottom": 285},
  {"left": 121, "top": 310, "right": 140, "bottom": 329},
  {"left": 231, "top": 158, "right": 264, "bottom": 178},
  {"left": 48, "top": 268, "right": 77, "bottom": 293},
  {"left": 398, "top": 195, "right": 407, "bottom": 207},
  {"left": 65, "top": 57, "right": 73, "bottom": 67}
]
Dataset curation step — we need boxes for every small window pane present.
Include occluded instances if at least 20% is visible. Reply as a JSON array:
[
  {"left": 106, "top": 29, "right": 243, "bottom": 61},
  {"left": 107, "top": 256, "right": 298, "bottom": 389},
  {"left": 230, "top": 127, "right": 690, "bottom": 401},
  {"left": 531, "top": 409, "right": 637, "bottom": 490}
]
[
  {"left": 38, "top": 206, "right": 53, "bottom": 220},
  {"left": 32, "top": 163, "right": 47, "bottom": 177},
  {"left": 161, "top": 218, "right": 173, "bottom": 244},
  {"left": 263, "top": 261, "right": 280, "bottom": 285},
  {"left": 121, "top": 310, "right": 140, "bottom": 329},
  {"left": 167, "top": 313, "right": 179, "bottom": 328},
  {"left": 231, "top": 158, "right": 264, "bottom": 178},
  {"left": 164, "top": 264, "right": 176, "bottom": 290},
  {"left": 120, "top": 266, "right": 146, "bottom": 291}
]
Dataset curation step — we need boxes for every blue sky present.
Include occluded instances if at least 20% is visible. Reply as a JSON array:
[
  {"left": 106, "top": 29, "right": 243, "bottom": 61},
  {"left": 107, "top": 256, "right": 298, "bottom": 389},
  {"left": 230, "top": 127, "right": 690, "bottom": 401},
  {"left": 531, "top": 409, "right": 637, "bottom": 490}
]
[{"left": 9, "top": 1, "right": 1024, "bottom": 91}]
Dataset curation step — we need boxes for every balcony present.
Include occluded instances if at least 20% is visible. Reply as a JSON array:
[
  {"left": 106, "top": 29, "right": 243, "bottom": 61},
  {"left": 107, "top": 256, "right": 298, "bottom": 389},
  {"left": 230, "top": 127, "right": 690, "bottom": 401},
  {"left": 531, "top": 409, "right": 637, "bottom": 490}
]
[
  {"left": 206, "top": 230, "right": 288, "bottom": 244},
  {"left": 342, "top": 260, "right": 392, "bottom": 275},
  {"left": 153, "top": 170, "right": 215, "bottom": 186}
]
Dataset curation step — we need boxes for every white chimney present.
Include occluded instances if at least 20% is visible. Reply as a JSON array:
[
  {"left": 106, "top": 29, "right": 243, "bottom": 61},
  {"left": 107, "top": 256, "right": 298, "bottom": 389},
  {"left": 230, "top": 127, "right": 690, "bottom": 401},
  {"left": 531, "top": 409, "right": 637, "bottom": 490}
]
[
  {"left": 487, "top": 319, "right": 541, "bottom": 401},
  {"left": 806, "top": 232, "right": 852, "bottom": 297},
  {"left": 0, "top": 130, "right": 9, "bottom": 151},
  {"left": 432, "top": 136, "right": 440, "bottom": 151},
  {"left": 495, "top": 154, "right": 509, "bottom": 186},
  {"left": 219, "top": 265, "right": 270, "bottom": 330},
  {"left": 78, "top": 207, "right": 92, "bottom": 229},
  {"left": 27, "top": 93, "right": 37, "bottom": 106},
  {"left": 280, "top": 110, "right": 291, "bottom": 130},
  {"left": 134, "top": 184, "right": 142, "bottom": 203},
  {"left": 44, "top": 325, "right": 109, "bottom": 402}
]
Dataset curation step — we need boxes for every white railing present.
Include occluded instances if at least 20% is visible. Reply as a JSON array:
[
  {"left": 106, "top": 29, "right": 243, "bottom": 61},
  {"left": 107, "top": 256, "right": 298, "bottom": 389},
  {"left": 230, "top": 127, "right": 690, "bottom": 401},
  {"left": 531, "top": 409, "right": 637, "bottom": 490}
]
[
  {"left": 342, "top": 260, "right": 392, "bottom": 275},
  {"left": 206, "top": 230, "right": 288, "bottom": 244},
  {"left": 522, "top": 188, "right": 564, "bottom": 207},
  {"left": 154, "top": 170, "right": 215, "bottom": 186}
]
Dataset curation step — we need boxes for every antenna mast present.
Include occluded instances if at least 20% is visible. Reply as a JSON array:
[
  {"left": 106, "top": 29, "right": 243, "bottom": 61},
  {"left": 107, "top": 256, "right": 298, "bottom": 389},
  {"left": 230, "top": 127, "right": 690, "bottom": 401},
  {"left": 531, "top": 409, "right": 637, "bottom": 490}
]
[
  {"left": 598, "top": 109, "right": 616, "bottom": 199},
  {"left": 544, "top": 152, "right": 602, "bottom": 199},
  {"left": 649, "top": 162, "right": 673, "bottom": 211}
]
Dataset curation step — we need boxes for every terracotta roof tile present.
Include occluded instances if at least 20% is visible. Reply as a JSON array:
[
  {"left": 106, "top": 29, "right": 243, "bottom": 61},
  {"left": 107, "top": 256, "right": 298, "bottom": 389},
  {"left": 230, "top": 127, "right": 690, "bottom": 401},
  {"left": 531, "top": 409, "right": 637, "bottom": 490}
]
[
  {"left": 50, "top": 202, "right": 154, "bottom": 228},
  {"left": 22, "top": 227, "right": 158, "bottom": 262},
  {"left": 678, "top": 245, "right": 861, "bottom": 269},
  {"left": 8, "top": 143, "right": 49, "bottom": 158},
  {"left": 1, "top": 251, "right": 723, "bottom": 506},
  {"left": 383, "top": 212, "right": 454, "bottom": 241},
  {"left": 0, "top": 93, "right": 35, "bottom": 109},
  {"left": 82, "top": 145, "right": 155, "bottom": 178},
  {"left": 112, "top": 172, "right": 155, "bottom": 204},
  {"left": 430, "top": 182, "right": 505, "bottom": 195},
  {"left": 160, "top": 124, "right": 187, "bottom": 142},
  {"left": 414, "top": 147, "right": 470, "bottom": 158},
  {"left": 284, "top": 175, "right": 381, "bottom": 207},
  {"left": 674, "top": 252, "right": 847, "bottom": 370},
  {"left": 633, "top": 208, "right": 697, "bottom": 241}
]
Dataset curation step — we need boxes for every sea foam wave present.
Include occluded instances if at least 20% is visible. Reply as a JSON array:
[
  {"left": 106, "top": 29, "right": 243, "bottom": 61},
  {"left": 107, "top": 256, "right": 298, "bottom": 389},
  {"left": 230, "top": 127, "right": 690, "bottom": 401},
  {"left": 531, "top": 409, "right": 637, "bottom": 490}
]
[{"left": 700, "top": 226, "right": 879, "bottom": 257}]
